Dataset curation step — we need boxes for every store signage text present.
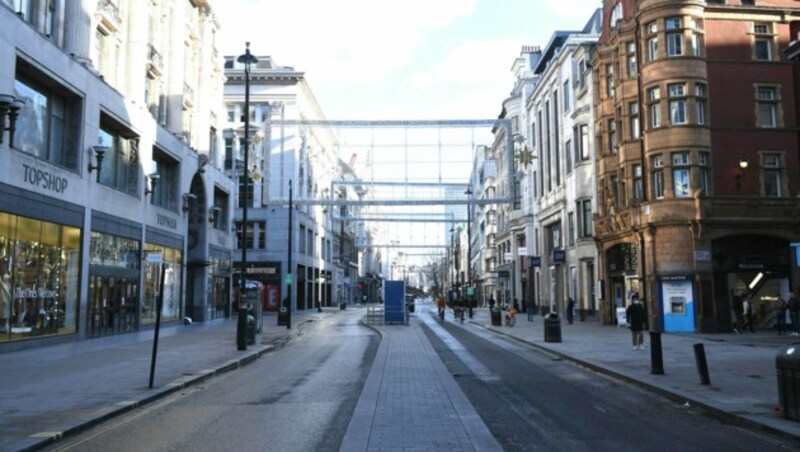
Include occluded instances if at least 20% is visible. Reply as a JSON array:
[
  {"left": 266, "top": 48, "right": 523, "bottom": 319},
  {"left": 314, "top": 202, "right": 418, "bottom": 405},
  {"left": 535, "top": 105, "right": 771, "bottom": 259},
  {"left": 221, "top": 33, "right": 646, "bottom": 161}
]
[
  {"left": 156, "top": 213, "right": 177, "bottom": 230},
  {"left": 22, "top": 163, "right": 68, "bottom": 193},
  {"left": 15, "top": 287, "right": 58, "bottom": 299}
]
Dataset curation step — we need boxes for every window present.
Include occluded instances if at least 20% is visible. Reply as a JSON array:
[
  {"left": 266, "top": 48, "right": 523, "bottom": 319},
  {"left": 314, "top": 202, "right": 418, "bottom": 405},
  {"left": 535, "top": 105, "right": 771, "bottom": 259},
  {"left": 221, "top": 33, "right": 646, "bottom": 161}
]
[
  {"left": 652, "top": 155, "right": 665, "bottom": 199},
  {"left": 46, "top": 0, "right": 57, "bottom": 37},
  {"left": 565, "top": 140, "right": 573, "bottom": 174},
  {"left": 690, "top": 32, "right": 702, "bottom": 57},
  {"left": 632, "top": 164, "right": 643, "bottom": 200},
  {"left": 761, "top": 152, "right": 783, "bottom": 197},
  {"left": 665, "top": 17, "right": 682, "bottom": 30},
  {"left": 151, "top": 148, "right": 178, "bottom": 210},
  {"left": 568, "top": 212, "right": 575, "bottom": 246},
  {"left": 672, "top": 152, "right": 691, "bottom": 198},
  {"left": 753, "top": 23, "right": 773, "bottom": 61},
  {"left": 648, "top": 87, "right": 661, "bottom": 128},
  {"left": 627, "top": 41, "right": 638, "bottom": 77},
  {"left": 698, "top": 151, "right": 711, "bottom": 195},
  {"left": 695, "top": 83, "right": 707, "bottom": 125},
  {"left": 629, "top": 102, "right": 640, "bottom": 139},
  {"left": 646, "top": 21, "right": 657, "bottom": 35},
  {"left": 578, "top": 124, "right": 590, "bottom": 161},
  {"left": 606, "top": 64, "right": 615, "bottom": 98},
  {"left": 756, "top": 86, "right": 778, "bottom": 128},
  {"left": 14, "top": 0, "right": 32, "bottom": 21},
  {"left": 647, "top": 37, "right": 659, "bottom": 62},
  {"left": 667, "top": 32, "right": 683, "bottom": 57},
  {"left": 13, "top": 67, "right": 81, "bottom": 169},
  {"left": 212, "top": 187, "right": 230, "bottom": 231},
  {"left": 610, "top": 2, "right": 623, "bottom": 28},
  {"left": 608, "top": 119, "right": 617, "bottom": 153},
  {"left": 258, "top": 221, "right": 266, "bottom": 249},
  {"left": 98, "top": 114, "right": 139, "bottom": 194},
  {"left": 668, "top": 83, "right": 687, "bottom": 125},
  {"left": 235, "top": 221, "right": 254, "bottom": 250},
  {"left": 563, "top": 80, "right": 570, "bottom": 112},
  {"left": 580, "top": 200, "right": 593, "bottom": 237},
  {"left": 578, "top": 58, "right": 588, "bottom": 90},
  {"left": 238, "top": 175, "right": 254, "bottom": 208}
]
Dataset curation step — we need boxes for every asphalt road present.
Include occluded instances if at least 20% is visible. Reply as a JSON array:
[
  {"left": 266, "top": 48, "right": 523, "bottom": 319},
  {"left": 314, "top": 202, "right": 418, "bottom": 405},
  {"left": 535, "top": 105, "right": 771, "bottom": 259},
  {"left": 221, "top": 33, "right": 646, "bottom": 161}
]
[
  {"left": 419, "top": 305, "right": 794, "bottom": 452},
  {"left": 44, "top": 309, "right": 378, "bottom": 452}
]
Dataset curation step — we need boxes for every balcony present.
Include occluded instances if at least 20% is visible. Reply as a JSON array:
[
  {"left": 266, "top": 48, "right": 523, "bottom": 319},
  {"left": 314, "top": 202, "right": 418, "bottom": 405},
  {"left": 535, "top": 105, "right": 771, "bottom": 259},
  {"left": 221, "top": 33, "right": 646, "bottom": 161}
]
[
  {"left": 147, "top": 44, "right": 163, "bottom": 78},
  {"left": 183, "top": 82, "right": 194, "bottom": 109}
]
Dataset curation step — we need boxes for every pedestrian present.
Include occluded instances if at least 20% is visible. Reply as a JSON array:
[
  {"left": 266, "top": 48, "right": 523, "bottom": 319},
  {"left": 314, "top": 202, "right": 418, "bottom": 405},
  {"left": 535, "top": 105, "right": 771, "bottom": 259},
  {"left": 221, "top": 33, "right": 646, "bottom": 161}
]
[
  {"left": 742, "top": 294, "right": 755, "bottom": 333},
  {"left": 625, "top": 294, "right": 647, "bottom": 350},
  {"left": 488, "top": 295, "right": 496, "bottom": 310},
  {"left": 732, "top": 292, "right": 744, "bottom": 334},
  {"left": 788, "top": 291, "right": 800, "bottom": 336},
  {"left": 775, "top": 294, "right": 788, "bottom": 335},
  {"left": 527, "top": 298, "right": 536, "bottom": 322},
  {"left": 513, "top": 298, "right": 520, "bottom": 313},
  {"left": 567, "top": 297, "right": 575, "bottom": 324}
]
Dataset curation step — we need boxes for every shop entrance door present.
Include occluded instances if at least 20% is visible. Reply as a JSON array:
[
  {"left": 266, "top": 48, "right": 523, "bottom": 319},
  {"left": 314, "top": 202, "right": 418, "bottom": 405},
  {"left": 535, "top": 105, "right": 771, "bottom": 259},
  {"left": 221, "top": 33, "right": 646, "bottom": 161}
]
[{"left": 87, "top": 273, "right": 139, "bottom": 337}]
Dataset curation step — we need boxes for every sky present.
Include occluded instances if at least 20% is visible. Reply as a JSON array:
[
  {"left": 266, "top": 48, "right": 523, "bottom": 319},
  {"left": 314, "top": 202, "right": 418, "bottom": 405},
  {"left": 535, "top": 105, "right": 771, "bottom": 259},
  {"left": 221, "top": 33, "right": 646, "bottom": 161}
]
[{"left": 215, "top": 0, "right": 603, "bottom": 121}]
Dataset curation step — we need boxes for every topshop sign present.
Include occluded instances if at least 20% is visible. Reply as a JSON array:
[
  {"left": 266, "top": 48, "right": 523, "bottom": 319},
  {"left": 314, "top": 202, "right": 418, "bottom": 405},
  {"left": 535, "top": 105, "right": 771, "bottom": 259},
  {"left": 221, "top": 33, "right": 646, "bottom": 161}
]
[{"left": 22, "top": 163, "right": 69, "bottom": 193}]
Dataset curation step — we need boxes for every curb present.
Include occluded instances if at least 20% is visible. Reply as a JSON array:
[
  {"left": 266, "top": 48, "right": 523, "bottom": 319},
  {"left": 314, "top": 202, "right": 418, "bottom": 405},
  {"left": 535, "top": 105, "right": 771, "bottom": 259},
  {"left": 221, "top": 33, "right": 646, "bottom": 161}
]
[
  {"left": 468, "top": 320, "right": 800, "bottom": 443},
  {"left": 23, "top": 318, "right": 317, "bottom": 451}
]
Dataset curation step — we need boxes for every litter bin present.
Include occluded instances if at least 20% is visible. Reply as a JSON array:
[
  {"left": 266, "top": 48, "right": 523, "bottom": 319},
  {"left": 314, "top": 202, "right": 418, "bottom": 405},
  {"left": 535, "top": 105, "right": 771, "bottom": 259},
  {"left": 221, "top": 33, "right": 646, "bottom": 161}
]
[
  {"left": 491, "top": 308, "right": 502, "bottom": 326},
  {"left": 776, "top": 344, "right": 800, "bottom": 420},
  {"left": 544, "top": 313, "right": 561, "bottom": 343}
]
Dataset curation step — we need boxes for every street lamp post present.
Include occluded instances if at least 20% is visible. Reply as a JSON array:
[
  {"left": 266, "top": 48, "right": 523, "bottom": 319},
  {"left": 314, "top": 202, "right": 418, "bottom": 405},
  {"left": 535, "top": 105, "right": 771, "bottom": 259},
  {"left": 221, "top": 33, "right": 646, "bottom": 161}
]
[
  {"left": 465, "top": 187, "right": 473, "bottom": 318},
  {"left": 236, "top": 42, "right": 257, "bottom": 351},
  {"left": 285, "top": 179, "right": 293, "bottom": 329}
]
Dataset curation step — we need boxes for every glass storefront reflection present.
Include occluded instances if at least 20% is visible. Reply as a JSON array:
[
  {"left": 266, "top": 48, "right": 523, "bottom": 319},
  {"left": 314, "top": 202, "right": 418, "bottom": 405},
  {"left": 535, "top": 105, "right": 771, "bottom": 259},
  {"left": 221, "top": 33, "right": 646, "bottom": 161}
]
[
  {"left": 0, "top": 212, "right": 81, "bottom": 342},
  {"left": 88, "top": 231, "right": 140, "bottom": 338},
  {"left": 142, "top": 244, "right": 182, "bottom": 324}
]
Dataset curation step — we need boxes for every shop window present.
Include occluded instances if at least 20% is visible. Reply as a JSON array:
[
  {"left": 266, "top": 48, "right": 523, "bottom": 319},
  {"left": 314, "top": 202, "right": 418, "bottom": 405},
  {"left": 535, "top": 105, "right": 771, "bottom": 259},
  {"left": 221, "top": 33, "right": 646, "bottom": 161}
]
[
  {"left": 142, "top": 244, "right": 182, "bottom": 324},
  {"left": 0, "top": 213, "right": 81, "bottom": 342},
  {"left": 152, "top": 147, "right": 179, "bottom": 210},
  {"left": 13, "top": 67, "right": 81, "bottom": 169},
  {"left": 99, "top": 114, "right": 140, "bottom": 195}
]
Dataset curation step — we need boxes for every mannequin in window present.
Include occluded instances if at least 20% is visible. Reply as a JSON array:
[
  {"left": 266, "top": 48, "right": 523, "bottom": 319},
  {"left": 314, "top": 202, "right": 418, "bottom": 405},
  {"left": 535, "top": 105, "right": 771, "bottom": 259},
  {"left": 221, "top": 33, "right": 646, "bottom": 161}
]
[{"left": 0, "top": 273, "right": 9, "bottom": 332}]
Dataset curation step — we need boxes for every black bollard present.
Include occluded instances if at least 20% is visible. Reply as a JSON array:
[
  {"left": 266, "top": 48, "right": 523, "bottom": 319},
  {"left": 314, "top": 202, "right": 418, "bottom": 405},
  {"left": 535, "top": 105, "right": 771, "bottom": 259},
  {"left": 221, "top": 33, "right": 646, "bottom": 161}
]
[
  {"left": 650, "top": 331, "right": 664, "bottom": 375},
  {"left": 693, "top": 343, "right": 711, "bottom": 385}
]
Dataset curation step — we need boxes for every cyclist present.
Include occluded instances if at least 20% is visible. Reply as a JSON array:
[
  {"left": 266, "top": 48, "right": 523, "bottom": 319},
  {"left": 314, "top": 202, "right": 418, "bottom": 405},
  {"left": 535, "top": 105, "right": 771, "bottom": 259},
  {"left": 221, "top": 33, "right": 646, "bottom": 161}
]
[
  {"left": 436, "top": 296, "right": 447, "bottom": 322},
  {"left": 505, "top": 304, "right": 517, "bottom": 327}
]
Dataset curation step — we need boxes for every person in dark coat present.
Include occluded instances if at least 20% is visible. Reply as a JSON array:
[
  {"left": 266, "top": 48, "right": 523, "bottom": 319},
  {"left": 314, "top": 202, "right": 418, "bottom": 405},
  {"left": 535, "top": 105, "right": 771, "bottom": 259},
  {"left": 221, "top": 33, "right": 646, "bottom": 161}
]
[
  {"left": 732, "top": 293, "right": 744, "bottom": 334},
  {"left": 567, "top": 297, "right": 575, "bottom": 324},
  {"left": 625, "top": 295, "right": 647, "bottom": 350}
]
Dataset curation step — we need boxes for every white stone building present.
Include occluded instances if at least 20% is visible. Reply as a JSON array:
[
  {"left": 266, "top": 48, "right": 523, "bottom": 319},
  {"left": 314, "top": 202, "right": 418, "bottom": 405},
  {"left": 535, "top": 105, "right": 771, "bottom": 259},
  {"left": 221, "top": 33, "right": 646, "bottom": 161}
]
[{"left": 0, "top": 0, "right": 234, "bottom": 351}]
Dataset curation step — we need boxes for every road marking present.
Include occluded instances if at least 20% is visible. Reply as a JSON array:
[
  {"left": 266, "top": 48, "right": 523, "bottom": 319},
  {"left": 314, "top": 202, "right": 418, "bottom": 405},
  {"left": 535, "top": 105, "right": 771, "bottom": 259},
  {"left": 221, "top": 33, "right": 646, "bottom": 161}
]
[{"left": 420, "top": 308, "right": 500, "bottom": 382}]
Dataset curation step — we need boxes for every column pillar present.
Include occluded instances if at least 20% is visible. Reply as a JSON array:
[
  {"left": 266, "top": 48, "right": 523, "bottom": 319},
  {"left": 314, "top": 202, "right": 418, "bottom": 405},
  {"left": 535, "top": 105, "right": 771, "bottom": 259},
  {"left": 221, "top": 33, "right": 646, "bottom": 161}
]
[{"left": 64, "top": 0, "right": 94, "bottom": 66}]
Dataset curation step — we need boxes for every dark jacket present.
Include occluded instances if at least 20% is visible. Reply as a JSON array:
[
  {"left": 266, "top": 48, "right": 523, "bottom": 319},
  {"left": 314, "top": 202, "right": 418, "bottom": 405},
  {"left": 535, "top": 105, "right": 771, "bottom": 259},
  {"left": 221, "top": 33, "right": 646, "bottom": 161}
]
[{"left": 626, "top": 302, "right": 647, "bottom": 331}]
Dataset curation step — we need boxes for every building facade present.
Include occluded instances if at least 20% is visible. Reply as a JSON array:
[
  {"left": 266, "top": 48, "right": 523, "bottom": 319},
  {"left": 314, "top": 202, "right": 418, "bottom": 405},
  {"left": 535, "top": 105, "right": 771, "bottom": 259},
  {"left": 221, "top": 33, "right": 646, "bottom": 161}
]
[
  {"left": 594, "top": 0, "right": 800, "bottom": 332},
  {"left": 222, "top": 54, "right": 375, "bottom": 312},
  {"left": 525, "top": 12, "right": 602, "bottom": 319},
  {"left": 0, "top": 0, "right": 234, "bottom": 351}
]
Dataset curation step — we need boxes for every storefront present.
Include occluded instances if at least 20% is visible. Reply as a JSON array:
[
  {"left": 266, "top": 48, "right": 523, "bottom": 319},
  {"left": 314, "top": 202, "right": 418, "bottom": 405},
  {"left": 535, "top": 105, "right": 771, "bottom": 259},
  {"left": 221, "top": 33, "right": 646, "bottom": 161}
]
[
  {"left": 87, "top": 213, "right": 142, "bottom": 338},
  {"left": 209, "top": 246, "right": 232, "bottom": 319},
  {"left": 0, "top": 211, "right": 81, "bottom": 342},
  {"left": 143, "top": 228, "right": 184, "bottom": 325}
]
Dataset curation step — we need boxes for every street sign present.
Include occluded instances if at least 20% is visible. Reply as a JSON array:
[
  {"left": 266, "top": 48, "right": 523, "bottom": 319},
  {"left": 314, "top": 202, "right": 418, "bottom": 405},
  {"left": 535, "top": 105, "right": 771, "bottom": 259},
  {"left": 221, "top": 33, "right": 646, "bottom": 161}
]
[
  {"left": 529, "top": 256, "right": 541, "bottom": 267},
  {"left": 146, "top": 252, "right": 163, "bottom": 263},
  {"left": 285, "top": 273, "right": 293, "bottom": 285},
  {"left": 552, "top": 249, "right": 565, "bottom": 263}
]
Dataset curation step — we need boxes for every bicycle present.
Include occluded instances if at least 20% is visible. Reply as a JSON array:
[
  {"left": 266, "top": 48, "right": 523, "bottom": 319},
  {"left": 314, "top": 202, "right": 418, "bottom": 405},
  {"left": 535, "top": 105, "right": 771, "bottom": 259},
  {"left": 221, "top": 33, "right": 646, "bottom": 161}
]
[{"left": 505, "top": 308, "right": 517, "bottom": 327}]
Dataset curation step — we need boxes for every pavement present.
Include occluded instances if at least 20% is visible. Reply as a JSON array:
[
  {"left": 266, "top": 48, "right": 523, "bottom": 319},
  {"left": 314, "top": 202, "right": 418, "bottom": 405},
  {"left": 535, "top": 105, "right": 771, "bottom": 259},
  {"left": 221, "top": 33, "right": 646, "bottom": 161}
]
[{"left": 0, "top": 305, "right": 799, "bottom": 451}]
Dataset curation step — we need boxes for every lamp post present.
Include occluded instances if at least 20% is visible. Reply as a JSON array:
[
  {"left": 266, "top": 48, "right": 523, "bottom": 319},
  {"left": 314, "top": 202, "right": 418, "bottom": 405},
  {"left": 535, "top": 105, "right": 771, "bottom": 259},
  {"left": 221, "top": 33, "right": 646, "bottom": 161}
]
[
  {"left": 237, "top": 42, "right": 257, "bottom": 351},
  {"left": 285, "top": 179, "right": 292, "bottom": 329},
  {"left": 465, "top": 187, "right": 473, "bottom": 318}
]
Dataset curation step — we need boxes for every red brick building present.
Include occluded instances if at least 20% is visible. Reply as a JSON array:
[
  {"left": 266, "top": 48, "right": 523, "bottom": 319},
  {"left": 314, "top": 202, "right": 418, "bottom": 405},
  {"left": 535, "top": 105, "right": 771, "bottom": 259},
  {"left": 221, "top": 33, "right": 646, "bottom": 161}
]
[{"left": 593, "top": 0, "right": 800, "bottom": 333}]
